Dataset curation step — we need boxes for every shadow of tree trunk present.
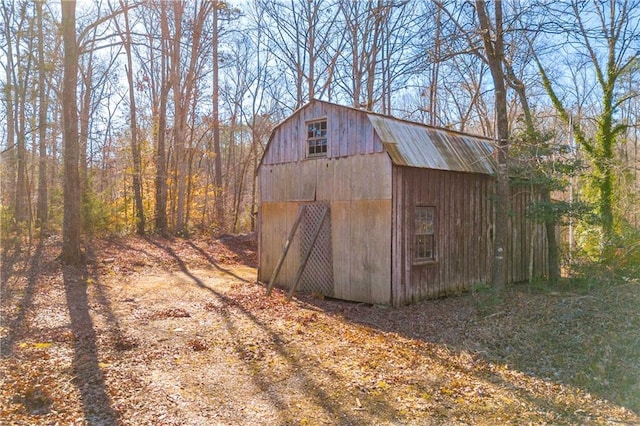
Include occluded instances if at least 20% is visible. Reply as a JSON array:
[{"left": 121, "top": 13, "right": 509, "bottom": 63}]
[
  {"left": 0, "top": 239, "right": 44, "bottom": 358},
  {"left": 63, "top": 265, "right": 119, "bottom": 425}
]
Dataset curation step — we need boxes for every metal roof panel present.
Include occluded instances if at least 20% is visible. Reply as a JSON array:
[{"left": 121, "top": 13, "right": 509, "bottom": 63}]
[{"left": 368, "top": 114, "right": 496, "bottom": 175}]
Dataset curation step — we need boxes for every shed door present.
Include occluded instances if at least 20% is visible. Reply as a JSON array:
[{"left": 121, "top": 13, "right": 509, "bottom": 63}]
[{"left": 299, "top": 201, "right": 334, "bottom": 297}]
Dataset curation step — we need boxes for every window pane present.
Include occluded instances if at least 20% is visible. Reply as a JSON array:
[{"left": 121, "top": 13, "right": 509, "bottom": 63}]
[
  {"left": 307, "top": 120, "right": 328, "bottom": 157},
  {"left": 415, "top": 206, "right": 435, "bottom": 261},
  {"left": 425, "top": 210, "right": 434, "bottom": 234}
]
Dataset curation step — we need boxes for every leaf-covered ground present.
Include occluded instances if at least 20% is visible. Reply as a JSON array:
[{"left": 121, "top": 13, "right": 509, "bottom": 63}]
[{"left": 1, "top": 235, "right": 638, "bottom": 425}]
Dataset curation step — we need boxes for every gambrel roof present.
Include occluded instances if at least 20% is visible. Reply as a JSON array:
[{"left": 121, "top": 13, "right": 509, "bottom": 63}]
[{"left": 262, "top": 100, "right": 497, "bottom": 175}]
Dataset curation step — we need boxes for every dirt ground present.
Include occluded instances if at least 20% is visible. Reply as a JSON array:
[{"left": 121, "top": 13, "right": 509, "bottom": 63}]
[{"left": 1, "top": 235, "right": 639, "bottom": 425}]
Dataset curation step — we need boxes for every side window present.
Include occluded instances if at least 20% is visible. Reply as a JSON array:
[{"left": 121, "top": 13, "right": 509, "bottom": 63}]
[
  {"left": 415, "top": 206, "right": 436, "bottom": 262},
  {"left": 307, "top": 119, "right": 327, "bottom": 158}
]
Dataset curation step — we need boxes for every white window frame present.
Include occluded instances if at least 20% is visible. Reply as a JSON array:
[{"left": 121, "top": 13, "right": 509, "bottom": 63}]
[
  {"left": 414, "top": 206, "right": 436, "bottom": 263},
  {"left": 307, "top": 119, "right": 328, "bottom": 158}
]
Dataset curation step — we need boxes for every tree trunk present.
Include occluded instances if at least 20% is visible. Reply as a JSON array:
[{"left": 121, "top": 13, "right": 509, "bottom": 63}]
[
  {"left": 365, "top": 1, "right": 384, "bottom": 111},
  {"left": 476, "top": 0, "right": 509, "bottom": 291},
  {"left": 120, "top": 1, "right": 145, "bottom": 235},
  {"left": 61, "top": 0, "right": 83, "bottom": 265},
  {"left": 170, "top": 0, "right": 209, "bottom": 235},
  {"left": 250, "top": 138, "right": 258, "bottom": 232},
  {"left": 155, "top": 86, "right": 169, "bottom": 236},
  {"left": 78, "top": 56, "right": 92, "bottom": 189},
  {"left": 212, "top": 1, "right": 225, "bottom": 234},
  {"left": 15, "top": 89, "right": 29, "bottom": 228},
  {"left": 306, "top": 1, "right": 316, "bottom": 101},
  {"left": 226, "top": 114, "right": 237, "bottom": 231},
  {"left": 2, "top": 2, "right": 17, "bottom": 231},
  {"left": 429, "top": 6, "right": 442, "bottom": 126},
  {"left": 171, "top": 2, "right": 187, "bottom": 234},
  {"left": 36, "top": 0, "right": 48, "bottom": 230},
  {"left": 13, "top": 7, "right": 34, "bottom": 229},
  {"left": 155, "top": 2, "right": 170, "bottom": 236}
]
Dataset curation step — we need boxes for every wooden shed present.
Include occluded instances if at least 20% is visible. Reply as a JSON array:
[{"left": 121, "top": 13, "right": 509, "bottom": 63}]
[{"left": 258, "top": 100, "right": 547, "bottom": 306}]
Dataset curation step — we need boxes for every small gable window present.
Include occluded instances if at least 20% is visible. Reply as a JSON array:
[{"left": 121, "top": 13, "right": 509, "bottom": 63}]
[
  {"left": 307, "top": 119, "right": 327, "bottom": 157},
  {"left": 415, "top": 206, "right": 436, "bottom": 262}
]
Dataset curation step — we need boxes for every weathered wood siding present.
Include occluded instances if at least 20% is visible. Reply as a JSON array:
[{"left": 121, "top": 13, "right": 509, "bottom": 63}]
[
  {"left": 259, "top": 153, "right": 392, "bottom": 304},
  {"left": 259, "top": 100, "right": 548, "bottom": 306},
  {"left": 391, "top": 166, "right": 548, "bottom": 306},
  {"left": 392, "top": 167, "right": 493, "bottom": 305},
  {"left": 506, "top": 186, "right": 549, "bottom": 283},
  {"left": 261, "top": 102, "right": 384, "bottom": 165}
]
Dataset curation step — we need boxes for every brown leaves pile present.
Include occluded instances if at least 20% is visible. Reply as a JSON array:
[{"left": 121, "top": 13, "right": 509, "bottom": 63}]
[{"left": 1, "top": 235, "right": 638, "bottom": 425}]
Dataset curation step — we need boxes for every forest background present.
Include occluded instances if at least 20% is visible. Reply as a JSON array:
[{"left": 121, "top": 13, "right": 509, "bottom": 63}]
[{"left": 1, "top": 0, "right": 639, "bottom": 277}]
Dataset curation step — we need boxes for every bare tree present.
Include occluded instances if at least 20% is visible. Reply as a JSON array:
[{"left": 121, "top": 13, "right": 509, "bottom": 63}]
[
  {"left": 426, "top": 4, "right": 443, "bottom": 125},
  {"left": 115, "top": 0, "right": 145, "bottom": 235},
  {"left": 532, "top": 0, "right": 640, "bottom": 256},
  {"left": 617, "top": 59, "right": 640, "bottom": 228},
  {"left": 255, "top": 0, "right": 341, "bottom": 109},
  {"left": 238, "top": 8, "right": 279, "bottom": 231},
  {"left": 337, "top": 0, "right": 402, "bottom": 111},
  {"left": 0, "top": 3, "right": 17, "bottom": 228},
  {"left": 220, "top": 35, "right": 258, "bottom": 232},
  {"left": 60, "top": 0, "right": 83, "bottom": 265},
  {"left": 35, "top": 0, "right": 48, "bottom": 230},
  {"left": 212, "top": 0, "right": 224, "bottom": 233},
  {"left": 475, "top": 0, "right": 509, "bottom": 290},
  {"left": 166, "top": 0, "right": 213, "bottom": 235},
  {"left": 1, "top": 1, "right": 36, "bottom": 233},
  {"left": 498, "top": 3, "right": 562, "bottom": 283},
  {"left": 154, "top": 1, "right": 171, "bottom": 236}
]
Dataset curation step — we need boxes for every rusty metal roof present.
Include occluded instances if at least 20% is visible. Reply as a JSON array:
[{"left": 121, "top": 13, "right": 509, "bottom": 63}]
[{"left": 368, "top": 114, "right": 497, "bottom": 175}]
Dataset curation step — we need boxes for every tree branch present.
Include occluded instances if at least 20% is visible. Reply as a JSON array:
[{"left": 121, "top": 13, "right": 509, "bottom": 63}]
[{"left": 528, "top": 36, "right": 594, "bottom": 155}]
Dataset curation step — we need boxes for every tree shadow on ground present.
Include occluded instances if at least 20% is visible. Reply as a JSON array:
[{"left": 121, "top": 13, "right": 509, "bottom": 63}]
[
  {"left": 184, "top": 238, "right": 252, "bottom": 281},
  {"left": 216, "top": 233, "right": 258, "bottom": 267},
  {"left": 63, "top": 264, "right": 119, "bottom": 425},
  {"left": 296, "top": 286, "right": 640, "bottom": 419},
  {"left": 147, "top": 239, "right": 394, "bottom": 424},
  {"left": 86, "top": 245, "right": 139, "bottom": 353},
  {"left": 1, "top": 239, "right": 45, "bottom": 358},
  {"left": 1, "top": 237, "right": 24, "bottom": 286}
]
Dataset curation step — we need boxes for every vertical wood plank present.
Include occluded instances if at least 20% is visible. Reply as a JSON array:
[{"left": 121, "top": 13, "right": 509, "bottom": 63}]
[
  {"left": 266, "top": 205, "right": 306, "bottom": 296},
  {"left": 331, "top": 201, "right": 351, "bottom": 301},
  {"left": 391, "top": 167, "right": 402, "bottom": 306},
  {"left": 347, "top": 200, "right": 392, "bottom": 304}
]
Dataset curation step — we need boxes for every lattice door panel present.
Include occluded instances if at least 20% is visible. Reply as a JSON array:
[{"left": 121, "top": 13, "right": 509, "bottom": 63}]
[{"left": 299, "top": 202, "right": 334, "bottom": 296}]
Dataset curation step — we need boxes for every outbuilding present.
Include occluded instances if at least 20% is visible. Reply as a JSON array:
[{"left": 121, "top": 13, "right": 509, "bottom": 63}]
[{"left": 258, "top": 100, "right": 547, "bottom": 306}]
